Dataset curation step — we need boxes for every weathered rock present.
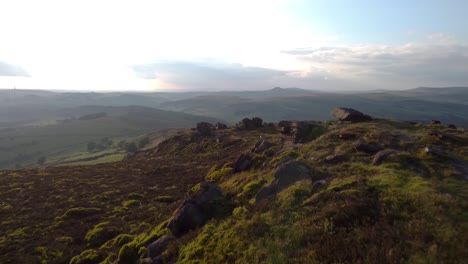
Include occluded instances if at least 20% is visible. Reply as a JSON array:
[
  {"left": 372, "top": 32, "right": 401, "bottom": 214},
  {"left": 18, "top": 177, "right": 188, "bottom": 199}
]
[
  {"left": 312, "top": 180, "right": 327, "bottom": 192},
  {"left": 264, "top": 149, "right": 275, "bottom": 157},
  {"left": 424, "top": 145, "right": 444, "bottom": 156},
  {"left": 331, "top": 107, "right": 372, "bottom": 122},
  {"left": 324, "top": 154, "right": 345, "bottom": 163},
  {"left": 148, "top": 235, "right": 175, "bottom": 259},
  {"left": 277, "top": 121, "right": 325, "bottom": 143},
  {"left": 372, "top": 149, "right": 397, "bottom": 165},
  {"left": 429, "top": 131, "right": 458, "bottom": 142},
  {"left": 196, "top": 122, "right": 214, "bottom": 136},
  {"left": 431, "top": 120, "right": 441, "bottom": 125},
  {"left": 447, "top": 124, "right": 457, "bottom": 129},
  {"left": 241, "top": 117, "right": 263, "bottom": 130},
  {"left": 338, "top": 133, "right": 357, "bottom": 140},
  {"left": 215, "top": 122, "right": 228, "bottom": 130},
  {"left": 233, "top": 154, "right": 252, "bottom": 173},
  {"left": 168, "top": 182, "right": 223, "bottom": 237},
  {"left": 256, "top": 161, "right": 310, "bottom": 200},
  {"left": 252, "top": 140, "right": 273, "bottom": 153},
  {"left": 140, "top": 258, "right": 153, "bottom": 264},
  {"left": 277, "top": 120, "right": 292, "bottom": 135},
  {"left": 354, "top": 141, "right": 381, "bottom": 154}
]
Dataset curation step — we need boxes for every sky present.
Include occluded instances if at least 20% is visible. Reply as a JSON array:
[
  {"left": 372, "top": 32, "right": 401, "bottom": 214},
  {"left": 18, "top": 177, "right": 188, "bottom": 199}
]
[{"left": 0, "top": 0, "right": 467, "bottom": 91}]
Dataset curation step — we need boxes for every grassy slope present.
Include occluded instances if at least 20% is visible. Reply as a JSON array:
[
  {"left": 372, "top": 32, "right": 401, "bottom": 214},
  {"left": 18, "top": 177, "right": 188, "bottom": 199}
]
[
  {"left": 0, "top": 106, "right": 221, "bottom": 169},
  {"left": 0, "top": 117, "right": 466, "bottom": 263}
]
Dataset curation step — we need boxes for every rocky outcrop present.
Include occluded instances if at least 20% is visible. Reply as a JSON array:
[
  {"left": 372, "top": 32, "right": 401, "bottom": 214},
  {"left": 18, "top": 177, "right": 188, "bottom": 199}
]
[
  {"left": 168, "top": 182, "right": 223, "bottom": 237},
  {"left": 215, "top": 122, "right": 228, "bottom": 130},
  {"left": 147, "top": 235, "right": 175, "bottom": 261},
  {"left": 277, "top": 121, "right": 325, "bottom": 143},
  {"left": 252, "top": 140, "right": 273, "bottom": 153},
  {"left": 256, "top": 161, "right": 310, "bottom": 200},
  {"left": 332, "top": 107, "right": 372, "bottom": 122},
  {"left": 447, "top": 124, "right": 457, "bottom": 129},
  {"left": 196, "top": 122, "right": 214, "bottom": 136},
  {"left": 233, "top": 154, "right": 252, "bottom": 173},
  {"left": 354, "top": 140, "right": 381, "bottom": 154},
  {"left": 240, "top": 117, "right": 263, "bottom": 130},
  {"left": 431, "top": 120, "right": 441, "bottom": 125}
]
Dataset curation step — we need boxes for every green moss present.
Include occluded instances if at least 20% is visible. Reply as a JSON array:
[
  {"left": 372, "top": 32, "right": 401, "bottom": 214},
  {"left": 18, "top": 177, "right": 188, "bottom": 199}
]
[
  {"left": 206, "top": 167, "right": 233, "bottom": 181},
  {"left": 236, "top": 180, "right": 265, "bottom": 203},
  {"left": 117, "top": 243, "right": 139, "bottom": 264},
  {"left": 127, "top": 192, "right": 144, "bottom": 200},
  {"left": 70, "top": 249, "right": 101, "bottom": 264},
  {"left": 85, "top": 222, "right": 117, "bottom": 247},
  {"left": 122, "top": 199, "right": 140, "bottom": 208}
]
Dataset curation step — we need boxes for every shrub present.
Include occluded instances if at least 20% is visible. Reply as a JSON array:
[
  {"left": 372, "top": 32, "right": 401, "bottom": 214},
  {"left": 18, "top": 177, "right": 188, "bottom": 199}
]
[
  {"left": 127, "top": 193, "right": 144, "bottom": 200},
  {"left": 206, "top": 167, "right": 233, "bottom": 181},
  {"left": 70, "top": 249, "right": 101, "bottom": 264},
  {"left": 85, "top": 222, "right": 117, "bottom": 247},
  {"left": 62, "top": 207, "right": 102, "bottom": 219}
]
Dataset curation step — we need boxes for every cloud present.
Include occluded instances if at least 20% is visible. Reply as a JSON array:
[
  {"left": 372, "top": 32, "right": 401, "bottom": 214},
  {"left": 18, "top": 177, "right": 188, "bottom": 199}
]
[
  {"left": 282, "top": 43, "right": 468, "bottom": 88},
  {"left": 0, "top": 61, "right": 29, "bottom": 76},
  {"left": 132, "top": 62, "right": 291, "bottom": 90}
]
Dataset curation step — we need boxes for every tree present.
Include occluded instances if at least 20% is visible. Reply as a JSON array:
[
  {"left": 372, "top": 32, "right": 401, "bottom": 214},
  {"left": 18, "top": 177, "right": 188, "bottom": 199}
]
[
  {"left": 87, "top": 141, "right": 96, "bottom": 152},
  {"left": 138, "top": 136, "right": 150, "bottom": 148},
  {"left": 125, "top": 142, "right": 138, "bottom": 153}
]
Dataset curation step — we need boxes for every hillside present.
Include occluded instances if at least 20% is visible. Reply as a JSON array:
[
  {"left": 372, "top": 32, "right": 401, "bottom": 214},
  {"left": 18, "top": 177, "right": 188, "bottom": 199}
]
[
  {"left": 0, "top": 109, "right": 466, "bottom": 263},
  {"left": 0, "top": 105, "right": 221, "bottom": 169}
]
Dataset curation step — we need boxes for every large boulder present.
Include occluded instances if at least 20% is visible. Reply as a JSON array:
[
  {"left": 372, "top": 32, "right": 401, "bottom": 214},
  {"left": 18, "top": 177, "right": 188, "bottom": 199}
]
[
  {"left": 215, "top": 122, "right": 228, "bottom": 130},
  {"left": 196, "top": 122, "right": 214, "bottom": 136},
  {"left": 252, "top": 140, "right": 273, "bottom": 153},
  {"left": 148, "top": 235, "right": 175, "bottom": 260},
  {"left": 332, "top": 107, "right": 372, "bottom": 122},
  {"left": 277, "top": 121, "right": 325, "bottom": 143},
  {"left": 241, "top": 117, "right": 263, "bottom": 130},
  {"left": 256, "top": 161, "right": 310, "bottom": 201},
  {"left": 354, "top": 140, "right": 381, "bottom": 154},
  {"left": 233, "top": 153, "right": 252, "bottom": 173},
  {"left": 168, "top": 182, "right": 223, "bottom": 237}
]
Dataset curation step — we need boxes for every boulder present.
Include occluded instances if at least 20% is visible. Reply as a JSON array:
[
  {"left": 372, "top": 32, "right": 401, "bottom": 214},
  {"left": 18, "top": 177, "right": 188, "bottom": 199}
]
[
  {"left": 168, "top": 182, "right": 223, "bottom": 237},
  {"left": 338, "top": 133, "right": 357, "bottom": 140},
  {"left": 252, "top": 140, "right": 273, "bottom": 153},
  {"left": 233, "top": 154, "right": 252, "bottom": 173},
  {"left": 331, "top": 107, "right": 372, "bottom": 122},
  {"left": 429, "top": 131, "right": 458, "bottom": 142},
  {"left": 354, "top": 141, "right": 381, "bottom": 154},
  {"left": 312, "top": 180, "right": 327, "bottom": 192},
  {"left": 277, "top": 120, "right": 292, "bottom": 135},
  {"left": 196, "top": 122, "right": 214, "bottom": 136},
  {"left": 447, "top": 124, "right": 457, "bottom": 129},
  {"left": 324, "top": 154, "right": 345, "bottom": 163},
  {"left": 256, "top": 161, "right": 310, "bottom": 200},
  {"left": 431, "top": 120, "right": 441, "bottom": 125},
  {"left": 148, "top": 235, "right": 175, "bottom": 259},
  {"left": 372, "top": 149, "right": 396, "bottom": 165},
  {"left": 241, "top": 117, "right": 263, "bottom": 130},
  {"left": 215, "top": 122, "right": 228, "bottom": 130}
]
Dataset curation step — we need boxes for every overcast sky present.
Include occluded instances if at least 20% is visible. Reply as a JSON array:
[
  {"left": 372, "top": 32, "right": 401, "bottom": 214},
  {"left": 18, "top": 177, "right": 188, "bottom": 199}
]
[{"left": 1, "top": 0, "right": 467, "bottom": 91}]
